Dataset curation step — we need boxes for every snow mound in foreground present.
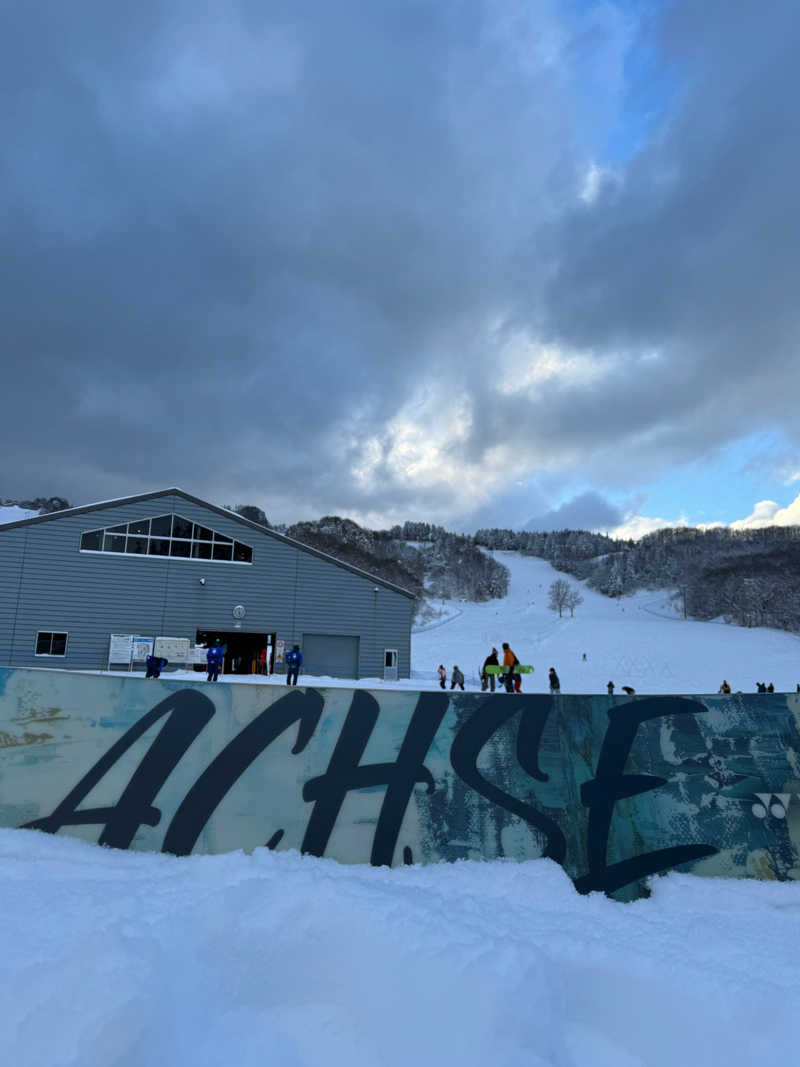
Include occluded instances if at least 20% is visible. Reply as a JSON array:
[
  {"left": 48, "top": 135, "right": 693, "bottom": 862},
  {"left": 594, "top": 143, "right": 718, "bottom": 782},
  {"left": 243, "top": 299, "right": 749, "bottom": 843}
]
[{"left": 1, "top": 829, "right": 798, "bottom": 1067}]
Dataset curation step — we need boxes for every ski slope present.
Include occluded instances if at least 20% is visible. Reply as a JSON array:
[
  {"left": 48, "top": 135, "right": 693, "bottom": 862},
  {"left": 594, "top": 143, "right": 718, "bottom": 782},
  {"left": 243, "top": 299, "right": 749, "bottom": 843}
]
[{"left": 412, "top": 551, "right": 800, "bottom": 695}]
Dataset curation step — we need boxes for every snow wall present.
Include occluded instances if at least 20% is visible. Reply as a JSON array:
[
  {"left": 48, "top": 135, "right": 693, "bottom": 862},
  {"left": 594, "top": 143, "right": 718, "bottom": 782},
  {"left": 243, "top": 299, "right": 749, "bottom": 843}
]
[{"left": 2, "top": 666, "right": 799, "bottom": 899}]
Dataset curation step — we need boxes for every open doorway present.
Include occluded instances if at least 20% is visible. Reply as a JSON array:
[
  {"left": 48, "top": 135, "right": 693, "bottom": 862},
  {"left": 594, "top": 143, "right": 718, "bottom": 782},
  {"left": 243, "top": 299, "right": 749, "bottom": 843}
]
[{"left": 196, "top": 630, "right": 276, "bottom": 675}]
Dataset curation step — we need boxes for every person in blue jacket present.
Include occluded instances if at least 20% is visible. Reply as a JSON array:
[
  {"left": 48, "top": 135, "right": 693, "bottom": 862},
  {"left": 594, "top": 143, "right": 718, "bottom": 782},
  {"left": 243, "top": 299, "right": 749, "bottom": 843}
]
[
  {"left": 206, "top": 639, "right": 224, "bottom": 682},
  {"left": 286, "top": 643, "right": 302, "bottom": 686},
  {"left": 145, "top": 655, "right": 168, "bottom": 679}
]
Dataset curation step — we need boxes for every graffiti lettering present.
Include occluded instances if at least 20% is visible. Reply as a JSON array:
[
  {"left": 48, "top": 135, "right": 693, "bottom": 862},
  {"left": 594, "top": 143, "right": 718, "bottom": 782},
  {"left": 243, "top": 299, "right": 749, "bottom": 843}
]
[
  {"left": 15, "top": 684, "right": 728, "bottom": 896},
  {"left": 23, "top": 689, "right": 215, "bottom": 849},
  {"left": 162, "top": 688, "right": 323, "bottom": 856},
  {"left": 573, "top": 697, "right": 718, "bottom": 894},
  {"left": 449, "top": 695, "right": 566, "bottom": 863},
  {"left": 302, "top": 690, "right": 448, "bottom": 865}
]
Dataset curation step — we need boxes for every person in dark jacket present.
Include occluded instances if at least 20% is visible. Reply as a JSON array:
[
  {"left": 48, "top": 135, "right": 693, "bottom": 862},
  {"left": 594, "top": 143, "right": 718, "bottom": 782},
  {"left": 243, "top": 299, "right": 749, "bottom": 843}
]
[
  {"left": 451, "top": 665, "right": 465, "bottom": 691},
  {"left": 548, "top": 667, "right": 560, "bottom": 694},
  {"left": 286, "top": 644, "right": 302, "bottom": 685},
  {"left": 481, "top": 648, "right": 499, "bottom": 691},
  {"left": 607, "top": 681, "right": 614, "bottom": 695},
  {"left": 145, "top": 655, "right": 168, "bottom": 679},
  {"left": 206, "top": 641, "right": 224, "bottom": 682}
]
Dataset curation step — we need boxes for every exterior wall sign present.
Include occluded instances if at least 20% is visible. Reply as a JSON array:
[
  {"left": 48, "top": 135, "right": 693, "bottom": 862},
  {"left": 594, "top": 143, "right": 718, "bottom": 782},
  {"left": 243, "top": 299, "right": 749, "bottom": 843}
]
[
  {"left": 2, "top": 667, "right": 800, "bottom": 900},
  {"left": 108, "top": 634, "right": 134, "bottom": 663},
  {"left": 153, "top": 637, "right": 191, "bottom": 661}
]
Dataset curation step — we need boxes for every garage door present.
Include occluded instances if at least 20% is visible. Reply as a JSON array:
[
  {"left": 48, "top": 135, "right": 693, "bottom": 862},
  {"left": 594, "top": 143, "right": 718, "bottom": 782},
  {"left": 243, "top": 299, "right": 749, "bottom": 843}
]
[{"left": 302, "top": 633, "right": 360, "bottom": 679}]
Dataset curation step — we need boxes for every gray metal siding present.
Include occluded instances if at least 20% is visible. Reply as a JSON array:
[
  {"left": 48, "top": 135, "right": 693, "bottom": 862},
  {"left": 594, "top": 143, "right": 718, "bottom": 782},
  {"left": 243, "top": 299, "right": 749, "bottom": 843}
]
[{"left": 0, "top": 492, "right": 412, "bottom": 678}]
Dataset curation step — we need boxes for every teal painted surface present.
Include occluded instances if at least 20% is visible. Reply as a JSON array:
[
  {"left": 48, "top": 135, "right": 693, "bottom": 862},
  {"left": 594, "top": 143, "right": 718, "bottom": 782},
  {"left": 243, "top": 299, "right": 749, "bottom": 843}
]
[{"left": 1, "top": 667, "right": 798, "bottom": 898}]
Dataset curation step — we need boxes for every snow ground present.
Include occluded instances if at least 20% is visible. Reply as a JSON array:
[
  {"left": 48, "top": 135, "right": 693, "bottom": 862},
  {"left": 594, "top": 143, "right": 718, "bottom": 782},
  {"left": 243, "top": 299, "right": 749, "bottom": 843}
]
[
  {"left": 88, "top": 550, "right": 800, "bottom": 694},
  {"left": 1, "top": 830, "right": 799, "bottom": 1067}
]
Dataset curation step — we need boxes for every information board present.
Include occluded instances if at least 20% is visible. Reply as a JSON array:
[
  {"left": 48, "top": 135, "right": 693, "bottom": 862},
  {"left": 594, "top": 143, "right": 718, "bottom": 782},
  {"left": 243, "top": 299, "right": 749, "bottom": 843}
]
[
  {"left": 154, "top": 637, "right": 191, "bottom": 661},
  {"left": 186, "top": 646, "right": 209, "bottom": 665},
  {"left": 132, "top": 637, "right": 154, "bottom": 662},
  {"left": 108, "top": 634, "right": 134, "bottom": 664}
]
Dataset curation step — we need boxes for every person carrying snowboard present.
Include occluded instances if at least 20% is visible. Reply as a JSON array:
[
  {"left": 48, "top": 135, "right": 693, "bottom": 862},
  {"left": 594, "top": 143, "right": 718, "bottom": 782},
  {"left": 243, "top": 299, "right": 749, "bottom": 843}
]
[
  {"left": 451, "top": 665, "right": 465, "bottom": 691},
  {"left": 481, "top": 648, "right": 499, "bottom": 691},
  {"left": 501, "top": 643, "right": 519, "bottom": 693}
]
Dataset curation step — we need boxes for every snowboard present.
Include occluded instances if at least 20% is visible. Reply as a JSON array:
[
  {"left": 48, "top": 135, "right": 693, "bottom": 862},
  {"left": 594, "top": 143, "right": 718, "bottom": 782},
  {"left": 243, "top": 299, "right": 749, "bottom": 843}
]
[{"left": 484, "top": 664, "right": 534, "bottom": 674}]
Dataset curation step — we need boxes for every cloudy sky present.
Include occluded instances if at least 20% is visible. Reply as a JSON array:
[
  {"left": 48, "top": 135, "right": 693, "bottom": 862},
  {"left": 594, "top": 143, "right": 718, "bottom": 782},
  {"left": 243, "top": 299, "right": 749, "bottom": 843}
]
[{"left": 3, "top": 0, "right": 800, "bottom": 536}]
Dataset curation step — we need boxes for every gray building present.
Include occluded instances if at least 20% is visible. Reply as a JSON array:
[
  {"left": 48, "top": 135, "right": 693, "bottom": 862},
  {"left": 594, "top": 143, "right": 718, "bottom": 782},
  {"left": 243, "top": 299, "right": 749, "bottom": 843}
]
[{"left": 0, "top": 488, "right": 414, "bottom": 679}]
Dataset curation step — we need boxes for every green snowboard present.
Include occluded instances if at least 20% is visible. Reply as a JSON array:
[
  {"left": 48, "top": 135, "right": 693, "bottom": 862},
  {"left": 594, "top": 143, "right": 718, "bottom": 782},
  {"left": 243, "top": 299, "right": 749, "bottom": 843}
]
[{"left": 484, "top": 664, "right": 534, "bottom": 674}]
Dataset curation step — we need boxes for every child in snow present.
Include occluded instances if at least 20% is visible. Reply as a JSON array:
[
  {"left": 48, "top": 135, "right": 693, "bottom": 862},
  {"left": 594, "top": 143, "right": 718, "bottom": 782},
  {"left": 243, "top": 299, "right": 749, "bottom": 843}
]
[
  {"left": 451, "top": 666, "right": 465, "bottom": 691},
  {"left": 437, "top": 665, "right": 447, "bottom": 689}
]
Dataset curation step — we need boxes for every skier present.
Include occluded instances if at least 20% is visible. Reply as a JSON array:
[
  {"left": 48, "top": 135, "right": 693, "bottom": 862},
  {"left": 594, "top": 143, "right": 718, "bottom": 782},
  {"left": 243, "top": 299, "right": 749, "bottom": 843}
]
[
  {"left": 548, "top": 667, "right": 560, "bottom": 694},
  {"left": 607, "top": 681, "right": 614, "bottom": 695},
  {"left": 481, "top": 648, "right": 499, "bottom": 692},
  {"left": 286, "top": 644, "right": 302, "bottom": 686},
  {"left": 451, "top": 665, "right": 465, "bottom": 691},
  {"left": 206, "top": 640, "right": 224, "bottom": 682},
  {"left": 437, "top": 664, "right": 447, "bottom": 689}
]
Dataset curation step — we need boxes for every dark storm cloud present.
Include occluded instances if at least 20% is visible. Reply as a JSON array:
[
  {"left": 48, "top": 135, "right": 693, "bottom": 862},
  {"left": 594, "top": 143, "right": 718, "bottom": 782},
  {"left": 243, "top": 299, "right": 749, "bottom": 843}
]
[
  {"left": 2, "top": 0, "right": 596, "bottom": 521},
  {"left": 541, "top": 0, "right": 800, "bottom": 487},
  {"left": 4, "top": 0, "right": 797, "bottom": 528}
]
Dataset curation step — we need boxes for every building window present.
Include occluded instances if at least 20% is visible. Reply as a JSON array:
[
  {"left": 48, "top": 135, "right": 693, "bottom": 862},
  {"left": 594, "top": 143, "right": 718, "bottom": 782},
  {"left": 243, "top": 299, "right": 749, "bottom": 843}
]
[
  {"left": 79, "top": 514, "right": 253, "bottom": 564},
  {"left": 36, "top": 631, "right": 68, "bottom": 656}
]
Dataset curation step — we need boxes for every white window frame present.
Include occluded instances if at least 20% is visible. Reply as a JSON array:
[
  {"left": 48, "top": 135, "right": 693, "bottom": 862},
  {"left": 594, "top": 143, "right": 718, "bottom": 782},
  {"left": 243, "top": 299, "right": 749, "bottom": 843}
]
[
  {"left": 35, "top": 631, "right": 69, "bottom": 657},
  {"left": 78, "top": 513, "right": 253, "bottom": 564}
]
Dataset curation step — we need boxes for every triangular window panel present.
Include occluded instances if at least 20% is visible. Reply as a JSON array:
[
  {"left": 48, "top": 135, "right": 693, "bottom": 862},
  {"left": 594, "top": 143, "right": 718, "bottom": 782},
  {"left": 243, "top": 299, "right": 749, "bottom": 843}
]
[{"left": 79, "top": 514, "right": 252, "bottom": 563}]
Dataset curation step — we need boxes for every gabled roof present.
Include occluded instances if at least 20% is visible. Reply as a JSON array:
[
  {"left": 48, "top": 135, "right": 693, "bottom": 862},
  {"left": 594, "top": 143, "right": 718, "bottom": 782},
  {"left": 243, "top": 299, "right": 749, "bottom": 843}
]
[{"left": 0, "top": 487, "right": 416, "bottom": 599}]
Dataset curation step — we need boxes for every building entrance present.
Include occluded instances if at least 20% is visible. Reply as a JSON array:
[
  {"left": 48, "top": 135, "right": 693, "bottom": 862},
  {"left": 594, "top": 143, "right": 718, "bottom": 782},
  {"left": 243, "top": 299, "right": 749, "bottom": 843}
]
[{"left": 196, "top": 630, "right": 276, "bottom": 676}]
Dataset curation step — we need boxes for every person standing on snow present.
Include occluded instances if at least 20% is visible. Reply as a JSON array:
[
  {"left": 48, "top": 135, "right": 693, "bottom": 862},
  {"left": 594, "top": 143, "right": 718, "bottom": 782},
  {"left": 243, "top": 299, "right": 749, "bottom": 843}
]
[
  {"left": 548, "top": 668, "right": 561, "bottom": 694},
  {"left": 145, "top": 654, "right": 168, "bottom": 679},
  {"left": 607, "top": 681, "right": 615, "bottom": 695},
  {"left": 286, "top": 644, "right": 302, "bottom": 686},
  {"left": 501, "top": 643, "right": 519, "bottom": 693},
  {"left": 206, "top": 640, "right": 224, "bottom": 682},
  {"left": 481, "top": 648, "right": 499, "bottom": 691},
  {"left": 451, "top": 665, "right": 465, "bottom": 691},
  {"left": 437, "top": 664, "right": 447, "bottom": 689}
]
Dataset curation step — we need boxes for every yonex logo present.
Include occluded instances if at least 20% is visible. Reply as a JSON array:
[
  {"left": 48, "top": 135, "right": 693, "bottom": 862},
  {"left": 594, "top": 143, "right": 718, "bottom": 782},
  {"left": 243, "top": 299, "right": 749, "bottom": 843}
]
[{"left": 751, "top": 793, "right": 795, "bottom": 819}]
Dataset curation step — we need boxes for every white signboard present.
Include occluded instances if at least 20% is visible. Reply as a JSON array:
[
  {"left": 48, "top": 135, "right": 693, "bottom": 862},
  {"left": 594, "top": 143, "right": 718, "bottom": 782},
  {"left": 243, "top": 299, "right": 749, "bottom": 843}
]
[
  {"left": 132, "top": 637, "right": 154, "bottom": 662},
  {"left": 154, "top": 637, "right": 191, "bottom": 661},
  {"left": 108, "top": 634, "right": 134, "bottom": 664},
  {"left": 186, "top": 646, "right": 209, "bottom": 665},
  {"left": 275, "top": 639, "right": 285, "bottom": 664}
]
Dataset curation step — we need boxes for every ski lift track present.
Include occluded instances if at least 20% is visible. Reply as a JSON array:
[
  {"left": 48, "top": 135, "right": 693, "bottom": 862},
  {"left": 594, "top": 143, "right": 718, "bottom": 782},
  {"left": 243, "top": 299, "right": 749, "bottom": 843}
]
[{"left": 412, "top": 606, "right": 465, "bottom": 635}]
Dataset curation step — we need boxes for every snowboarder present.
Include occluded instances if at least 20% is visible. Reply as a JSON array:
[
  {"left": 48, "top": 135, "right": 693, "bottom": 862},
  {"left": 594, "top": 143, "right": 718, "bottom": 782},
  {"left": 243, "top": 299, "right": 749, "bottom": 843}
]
[
  {"left": 756, "top": 682, "right": 767, "bottom": 693},
  {"left": 451, "top": 665, "right": 465, "bottom": 691},
  {"left": 607, "top": 681, "right": 614, "bottom": 695},
  {"left": 437, "top": 664, "right": 447, "bottom": 689},
  {"left": 481, "top": 648, "right": 499, "bottom": 691},
  {"left": 767, "top": 682, "right": 774, "bottom": 693},
  {"left": 548, "top": 667, "right": 560, "bottom": 694},
  {"left": 145, "top": 654, "right": 168, "bottom": 679},
  {"left": 286, "top": 644, "right": 302, "bottom": 686},
  {"left": 719, "top": 680, "right": 731, "bottom": 694},
  {"left": 206, "top": 640, "right": 224, "bottom": 682},
  {"left": 501, "top": 643, "right": 519, "bottom": 693}
]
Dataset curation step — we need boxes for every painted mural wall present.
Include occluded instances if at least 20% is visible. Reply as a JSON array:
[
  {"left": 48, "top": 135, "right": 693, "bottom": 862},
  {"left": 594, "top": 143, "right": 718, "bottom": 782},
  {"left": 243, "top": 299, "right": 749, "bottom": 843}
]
[{"left": 2, "top": 666, "right": 799, "bottom": 899}]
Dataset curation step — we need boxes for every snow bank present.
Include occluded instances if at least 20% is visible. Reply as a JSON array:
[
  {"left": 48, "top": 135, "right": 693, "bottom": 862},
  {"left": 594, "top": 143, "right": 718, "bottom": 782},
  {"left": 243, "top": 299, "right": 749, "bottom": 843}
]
[{"left": 1, "top": 829, "right": 798, "bottom": 1067}]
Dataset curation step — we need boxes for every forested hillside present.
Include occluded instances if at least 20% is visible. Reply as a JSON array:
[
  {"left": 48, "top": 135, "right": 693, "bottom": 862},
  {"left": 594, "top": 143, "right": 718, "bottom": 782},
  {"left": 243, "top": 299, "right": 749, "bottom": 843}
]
[{"left": 476, "top": 524, "right": 800, "bottom": 632}]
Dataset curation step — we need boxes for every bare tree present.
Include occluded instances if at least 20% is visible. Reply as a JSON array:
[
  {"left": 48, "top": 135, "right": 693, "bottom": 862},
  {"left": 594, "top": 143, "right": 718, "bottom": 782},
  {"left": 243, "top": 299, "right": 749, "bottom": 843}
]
[
  {"left": 548, "top": 579, "right": 571, "bottom": 617},
  {"left": 564, "top": 587, "right": 584, "bottom": 616}
]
